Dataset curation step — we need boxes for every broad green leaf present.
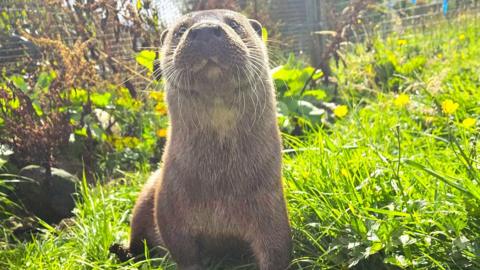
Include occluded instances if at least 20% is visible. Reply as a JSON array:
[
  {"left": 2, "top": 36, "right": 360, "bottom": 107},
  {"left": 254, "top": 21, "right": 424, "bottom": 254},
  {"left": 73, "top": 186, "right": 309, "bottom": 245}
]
[
  {"left": 135, "top": 50, "right": 156, "bottom": 72},
  {"left": 303, "top": 89, "right": 327, "bottom": 100},
  {"left": 297, "top": 100, "right": 324, "bottom": 116}
]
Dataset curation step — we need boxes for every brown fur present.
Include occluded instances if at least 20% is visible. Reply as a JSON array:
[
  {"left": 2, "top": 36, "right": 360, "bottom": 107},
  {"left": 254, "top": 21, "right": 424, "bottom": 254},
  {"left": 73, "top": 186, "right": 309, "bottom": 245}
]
[{"left": 127, "top": 10, "right": 291, "bottom": 270}]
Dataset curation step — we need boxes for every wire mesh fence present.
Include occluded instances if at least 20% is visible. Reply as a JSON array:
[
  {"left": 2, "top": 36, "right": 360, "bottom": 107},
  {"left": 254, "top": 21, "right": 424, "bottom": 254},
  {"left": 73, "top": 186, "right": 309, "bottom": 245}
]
[
  {"left": 1, "top": 0, "right": 479, "bottom": 78},
  {"left": 270, "top": 0, "right": 479, "bottom": 66}
]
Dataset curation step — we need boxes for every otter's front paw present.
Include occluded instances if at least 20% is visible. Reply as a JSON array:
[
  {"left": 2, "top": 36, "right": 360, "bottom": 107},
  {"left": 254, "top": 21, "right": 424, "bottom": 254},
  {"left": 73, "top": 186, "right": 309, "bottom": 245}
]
[{"left": 109, "top": 243, "right": 133, "bottom": 262}]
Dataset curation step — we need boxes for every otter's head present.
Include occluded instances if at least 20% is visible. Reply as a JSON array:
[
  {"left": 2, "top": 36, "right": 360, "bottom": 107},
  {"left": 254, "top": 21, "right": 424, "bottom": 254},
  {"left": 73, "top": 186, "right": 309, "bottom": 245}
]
[{"left": 160, "top": 10, "right": 266, "bottom": 93}]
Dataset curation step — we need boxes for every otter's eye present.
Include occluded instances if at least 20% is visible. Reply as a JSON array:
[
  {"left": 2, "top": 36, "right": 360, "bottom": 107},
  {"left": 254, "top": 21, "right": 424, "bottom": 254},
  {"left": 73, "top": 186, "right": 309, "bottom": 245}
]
[
  {"left": 227, "top": 20, "right": 240, "bottom": 30},
  {"left": 175, "top": 26, "right": 187, "bottom": 37}
]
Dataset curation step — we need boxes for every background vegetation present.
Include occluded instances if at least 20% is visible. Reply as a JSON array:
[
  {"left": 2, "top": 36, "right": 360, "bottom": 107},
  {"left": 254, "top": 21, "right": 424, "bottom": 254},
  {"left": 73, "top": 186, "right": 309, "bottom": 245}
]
[{"left": 1, "top": 0, "right": 479, "bottom": 269}]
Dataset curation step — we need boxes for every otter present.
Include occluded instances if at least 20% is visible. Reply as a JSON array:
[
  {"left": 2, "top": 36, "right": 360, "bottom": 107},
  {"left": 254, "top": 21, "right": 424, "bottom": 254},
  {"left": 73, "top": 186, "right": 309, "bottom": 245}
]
[{"left": 116, "top": 9, "right": 291, "bottom": 270}]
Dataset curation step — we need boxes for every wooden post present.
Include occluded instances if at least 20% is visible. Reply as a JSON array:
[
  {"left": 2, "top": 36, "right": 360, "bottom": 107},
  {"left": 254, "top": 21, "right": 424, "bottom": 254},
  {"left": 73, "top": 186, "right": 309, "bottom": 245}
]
[{"left": 308, "top": 0, "right": 327, "bottom": 68}]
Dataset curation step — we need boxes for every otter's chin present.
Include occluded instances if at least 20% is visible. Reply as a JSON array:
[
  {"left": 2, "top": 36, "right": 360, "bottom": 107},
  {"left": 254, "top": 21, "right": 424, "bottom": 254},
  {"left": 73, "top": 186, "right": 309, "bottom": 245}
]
[
  {"left": 185, "top": 58, "right": 237, "bottom": 82},
  {"left": 204, "top": 64, "right": 223, "bottom": 80}
]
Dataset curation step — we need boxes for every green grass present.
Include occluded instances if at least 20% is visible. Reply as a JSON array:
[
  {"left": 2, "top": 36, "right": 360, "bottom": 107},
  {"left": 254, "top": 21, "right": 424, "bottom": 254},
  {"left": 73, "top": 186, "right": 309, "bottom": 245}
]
[{"left": 1, "top": 14, "right": 479, "bottom": 270}]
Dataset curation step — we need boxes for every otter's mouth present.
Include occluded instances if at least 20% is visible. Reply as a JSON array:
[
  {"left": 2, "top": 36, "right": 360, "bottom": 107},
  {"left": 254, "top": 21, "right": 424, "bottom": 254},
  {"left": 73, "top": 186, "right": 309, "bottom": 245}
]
[{"left": 190, "top": 57, "right": 226, "bottom": 73}]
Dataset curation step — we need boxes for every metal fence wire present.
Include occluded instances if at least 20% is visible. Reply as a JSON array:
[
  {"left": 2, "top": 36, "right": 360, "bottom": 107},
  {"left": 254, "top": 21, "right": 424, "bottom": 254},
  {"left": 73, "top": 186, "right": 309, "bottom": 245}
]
[
  {"left": 270, "top": 0, "right": 479, "bottom": 66},
  {"left": 1, "top": 0, "right": 479, "bottom": 77}
]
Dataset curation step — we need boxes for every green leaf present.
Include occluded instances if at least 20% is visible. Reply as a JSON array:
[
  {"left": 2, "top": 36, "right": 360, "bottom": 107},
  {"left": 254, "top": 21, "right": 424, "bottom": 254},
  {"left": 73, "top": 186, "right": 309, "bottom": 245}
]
[
  {"left": 272, "top": 67, "right": 293, "bottom": 81},
  {"left": 303, "top": 89, "right": 327, "bottom": 100},
  {"left": 135, "top": 50, "right": 156, "bottom": 72},
  {"left": 70, "top": 89, "right": 88, "bottom": 103},
  {"left": 32, "top": 102, "right": 43, "bottom": 116},
  {"left": 297, "top": 100, "right": 324, "bottom": 116},
  {"left": 75, "top": 127, "right": 87, "bottom": 137},
  {"left": 91, "top": 92, "right": 112, "bottom": 107},
  {"left": 35, "top": 71, "right": 55, "bottom": 90},
  {"left": 90, "top": 124, "right": 105, "bottom": 139},
  {"left": 8, "top": 98, "right": 20, "bottom": 109},
  {"left": 312, "top": 70, "right": 323, "bottom": 80},
  {"left": 0, "top": 157, "right": 6, "bottom": 168},
  {"left": 277, "top": 101, "right": 290, "bottom": 115},
  {"left": 10, "top": 75, "right": 28, "bottom": 92},
  {"left": 369, "top": 242, "right": 384, "bottom": 255},
  {"left": 261, "top": 27, "right": 268, "bottom": 43}
]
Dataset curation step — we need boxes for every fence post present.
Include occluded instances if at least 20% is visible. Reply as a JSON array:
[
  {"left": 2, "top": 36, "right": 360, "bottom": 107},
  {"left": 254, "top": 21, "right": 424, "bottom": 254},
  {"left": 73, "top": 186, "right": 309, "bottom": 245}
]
[{"left": 308, "top": 0, "right": 327, "bottom": 68}]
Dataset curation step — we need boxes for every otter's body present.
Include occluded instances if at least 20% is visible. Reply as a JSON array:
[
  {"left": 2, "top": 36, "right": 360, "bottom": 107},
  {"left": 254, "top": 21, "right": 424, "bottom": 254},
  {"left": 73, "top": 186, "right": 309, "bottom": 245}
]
[{"left": 128, "top": 10, "right": 291, "bottom": 270}]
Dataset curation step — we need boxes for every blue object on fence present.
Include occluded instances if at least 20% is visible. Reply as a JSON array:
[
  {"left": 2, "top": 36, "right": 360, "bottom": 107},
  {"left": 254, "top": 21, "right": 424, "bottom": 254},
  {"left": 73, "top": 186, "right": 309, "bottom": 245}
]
[
  {"left": 412, "top": 0, "right": 416, "bottom": 4},
  {"left": 443, "top": 0, "right": 448, "bottom": 15}
]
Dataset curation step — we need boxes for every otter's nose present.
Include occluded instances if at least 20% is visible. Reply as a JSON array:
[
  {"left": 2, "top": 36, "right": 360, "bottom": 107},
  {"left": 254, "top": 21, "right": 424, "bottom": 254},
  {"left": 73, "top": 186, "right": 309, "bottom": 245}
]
[{"left": 189, "top": 24, "right": 224, "bottom": 43}]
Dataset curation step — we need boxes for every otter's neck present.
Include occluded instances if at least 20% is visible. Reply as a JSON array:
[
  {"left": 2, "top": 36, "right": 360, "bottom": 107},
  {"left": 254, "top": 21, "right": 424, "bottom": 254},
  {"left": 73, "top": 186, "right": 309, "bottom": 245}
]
[{"left": 167, "top": 81, "right": 276, "bottom": 141}]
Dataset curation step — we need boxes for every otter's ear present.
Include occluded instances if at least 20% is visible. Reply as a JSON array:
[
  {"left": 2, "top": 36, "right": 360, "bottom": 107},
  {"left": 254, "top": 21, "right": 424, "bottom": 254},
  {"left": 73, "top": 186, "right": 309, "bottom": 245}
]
[
  {"left": 249, "top": 19, "right": 262, "bottom": 37},
  {"left": 160, "top": 30, "right": 168, "bottom": 46}
]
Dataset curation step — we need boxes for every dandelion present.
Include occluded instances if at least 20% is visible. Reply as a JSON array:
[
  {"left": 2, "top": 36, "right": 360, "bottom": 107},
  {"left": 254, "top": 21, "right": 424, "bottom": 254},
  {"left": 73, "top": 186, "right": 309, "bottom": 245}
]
[
  {"left": 394, "top": 94, "right": 410, "bottom": 107},
  {"left": 459, "top": 34, "right": 466, "bottom": 41},
  {"left": 156, "top": 128, "right": 168, "bottom": 138},
  {"left": 437, "top": 53, "right": 443, "bottom": 59},
  {"left": 397, "top": 39, "right": 407, "bottom": 46},
  {"left": 462, "top": 118, "right": 476, "bottom": 128},
  {"left": 334, "top": 105, "right": 348, "bottom": 118},
  {"left": 149, "top": 91, "right": 164, "bottom": 101},
  {"left": 341, "top": 168, "right": 349, "bottom": 177},
  {"left": 441, "top": 99, "right": 459, "bottom": 114},
  {"left": 155, "top": 103, "right": 168, "bottom": 115}
]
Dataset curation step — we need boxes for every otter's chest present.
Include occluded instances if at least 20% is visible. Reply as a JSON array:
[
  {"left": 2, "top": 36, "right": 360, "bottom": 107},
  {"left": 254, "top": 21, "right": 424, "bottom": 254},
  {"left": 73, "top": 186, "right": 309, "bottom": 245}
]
[
  {"left": 187, "top": 197, "right": 253, "bottom": 236},
  {"left": 207, "top": 98, "right": 238, "bottom": 138}
]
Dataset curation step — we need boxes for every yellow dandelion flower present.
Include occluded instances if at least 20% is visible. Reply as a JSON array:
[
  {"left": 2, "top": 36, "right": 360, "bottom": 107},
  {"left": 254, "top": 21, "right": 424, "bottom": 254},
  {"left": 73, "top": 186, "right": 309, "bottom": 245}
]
[
  {"left": 334, "top": 105, "right": 348, "bottom": 118},
  {"left": 437, "top": 53, "right": 443, "bottom": 59},
  {"left": 149, "top": 91, "right": 164, "bottom": 101},
  {"left": 394, "top": 94, "right": 410, "bottom": 107},
  {"left": 155, "top": 103, "right": 168, "bottom": 115},
  {"left": 397, "top": 39, "right": 407, "bottom": 46},
  {"left": 341, "top": 168, "right": 349, "bottom": 177},
  {"left": 459, "top": 34, "right": 466, "bottom": 41},
  {"left": 462, "top": 118, "right": 476, "bottom": 128},
  {"left": 156, "top": 128, "right": 168, "bottom": 138},
  {"left": 441, "top": 99, "right": 459, "bottom": 115}
]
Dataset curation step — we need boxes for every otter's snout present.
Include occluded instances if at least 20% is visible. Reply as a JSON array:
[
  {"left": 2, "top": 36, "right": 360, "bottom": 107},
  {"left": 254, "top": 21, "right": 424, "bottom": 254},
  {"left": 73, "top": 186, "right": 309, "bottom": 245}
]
[
  {"left": 189, "top": 23, "right": 225, "bottom": 42},
  {"left": 187, "top": 23, "right": 226, "bottom": 57}
]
